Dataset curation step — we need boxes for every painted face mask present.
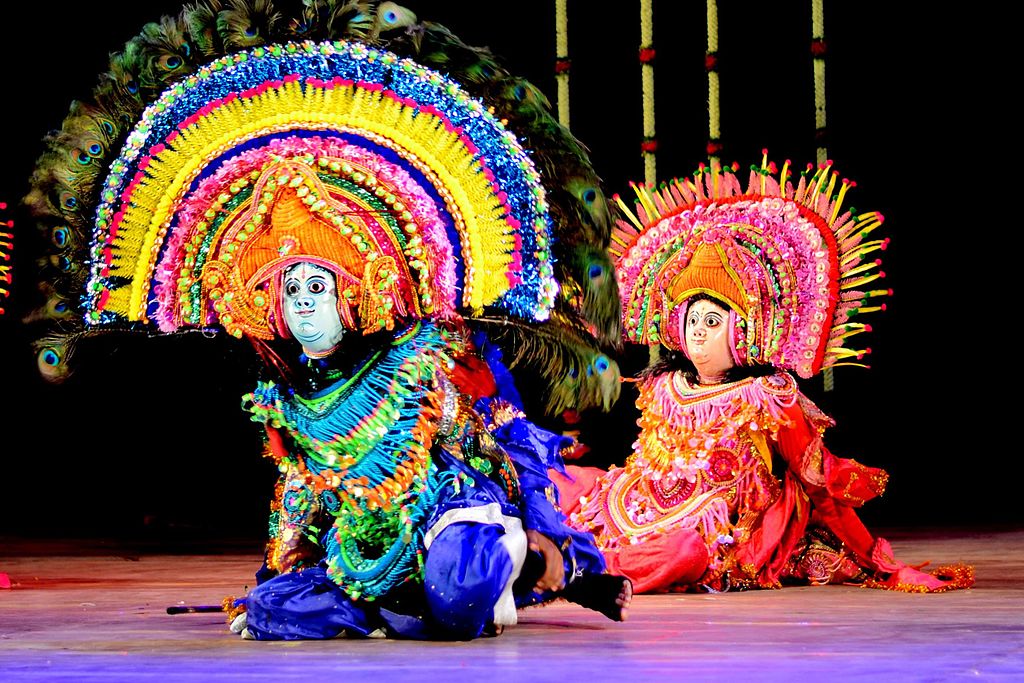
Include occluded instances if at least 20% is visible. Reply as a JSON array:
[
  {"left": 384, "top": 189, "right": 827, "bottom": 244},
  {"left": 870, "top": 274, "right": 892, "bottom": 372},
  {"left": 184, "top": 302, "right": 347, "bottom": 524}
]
[
  {"left": 683, "top": 298, "right": 734, "bottom": 383},
  {"left": 283, "top": 262, "right": 345, "bottom": 357}
]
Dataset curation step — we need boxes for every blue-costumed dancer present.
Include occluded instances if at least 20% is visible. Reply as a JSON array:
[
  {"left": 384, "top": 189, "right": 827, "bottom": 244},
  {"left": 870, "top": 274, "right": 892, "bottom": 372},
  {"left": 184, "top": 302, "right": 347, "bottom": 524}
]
[{"left": 21, "top": 1, "right": 630, "bottom": 640}]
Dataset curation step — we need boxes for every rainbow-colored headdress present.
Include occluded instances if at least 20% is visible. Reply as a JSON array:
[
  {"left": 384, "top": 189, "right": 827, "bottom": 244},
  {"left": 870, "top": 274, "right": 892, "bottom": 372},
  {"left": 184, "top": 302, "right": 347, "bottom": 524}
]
[
  {"left": 612, "top": 156, "right": 889, "bottom": 378},
  {"left": 23, "top": 1, "right": 622, "bottom": 414},
  {"left": 87, "top": 41, "right": 555, "bottom": 336}
]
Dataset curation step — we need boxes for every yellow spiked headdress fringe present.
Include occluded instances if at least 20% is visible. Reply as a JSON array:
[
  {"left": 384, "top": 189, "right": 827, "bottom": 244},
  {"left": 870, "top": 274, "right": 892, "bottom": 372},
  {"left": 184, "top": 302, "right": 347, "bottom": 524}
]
[{"left": 611, "top": 155, "right": 888, "bottom": 378}]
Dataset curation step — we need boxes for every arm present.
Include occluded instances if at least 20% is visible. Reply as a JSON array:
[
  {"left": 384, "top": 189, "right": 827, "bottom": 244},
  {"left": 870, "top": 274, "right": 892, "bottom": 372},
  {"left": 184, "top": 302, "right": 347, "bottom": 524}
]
[
  {"left": 262, "top": 426, "right": 324, "bottom": 575},
  {"left": 772, "top": 397, "right": 888, "bottom": 565},
  {"left": 775, "top": 395, "right": 888, "bottom": 508},
  {"left": 484, "top": 404, "right": 577, "bottom": 592}
]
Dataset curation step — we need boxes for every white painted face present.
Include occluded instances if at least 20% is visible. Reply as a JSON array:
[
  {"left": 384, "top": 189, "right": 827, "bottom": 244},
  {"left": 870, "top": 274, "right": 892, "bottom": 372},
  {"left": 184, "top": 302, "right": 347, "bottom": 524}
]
[
  {"left": 683, "top": 298, "right": 735, "bottom": 384},
  {"left": 282, "top": 262, "right": 345, "bottom": 357}
]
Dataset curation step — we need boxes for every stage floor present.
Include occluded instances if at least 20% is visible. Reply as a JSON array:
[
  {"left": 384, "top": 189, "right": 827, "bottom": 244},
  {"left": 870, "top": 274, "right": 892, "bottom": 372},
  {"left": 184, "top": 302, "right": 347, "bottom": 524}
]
[{"left": 1, "top": 528, "right": 1021, "bottom": 681}]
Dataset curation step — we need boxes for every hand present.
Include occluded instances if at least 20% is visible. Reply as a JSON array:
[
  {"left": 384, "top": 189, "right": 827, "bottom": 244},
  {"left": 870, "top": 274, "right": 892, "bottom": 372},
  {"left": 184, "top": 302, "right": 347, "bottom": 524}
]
[{"left": 526, "top": 529, "right": 565, "bottom": 593}]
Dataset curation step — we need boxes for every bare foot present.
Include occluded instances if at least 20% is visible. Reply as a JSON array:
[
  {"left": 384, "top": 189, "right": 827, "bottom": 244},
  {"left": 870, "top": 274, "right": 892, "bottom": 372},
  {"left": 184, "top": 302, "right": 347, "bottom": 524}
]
[{"left": 562, "top": 573, "right": 633, "bottom": 622}]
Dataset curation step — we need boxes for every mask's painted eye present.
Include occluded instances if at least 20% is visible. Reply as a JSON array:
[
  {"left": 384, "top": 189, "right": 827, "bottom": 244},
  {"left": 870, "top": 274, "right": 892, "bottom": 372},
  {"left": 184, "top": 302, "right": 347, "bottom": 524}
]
[
  {"left": 285, "top": 282, "right": 300, "bottom": 296},
  {"left": 308, "top": 279, "right": 326, "bottom": 294}
]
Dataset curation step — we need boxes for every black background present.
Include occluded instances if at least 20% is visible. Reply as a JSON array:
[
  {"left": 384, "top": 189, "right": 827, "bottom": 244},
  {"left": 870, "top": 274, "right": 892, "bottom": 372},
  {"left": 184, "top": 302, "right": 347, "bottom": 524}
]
[{"left": 0, "top": 1, "right": 1015, "bottom": 546}]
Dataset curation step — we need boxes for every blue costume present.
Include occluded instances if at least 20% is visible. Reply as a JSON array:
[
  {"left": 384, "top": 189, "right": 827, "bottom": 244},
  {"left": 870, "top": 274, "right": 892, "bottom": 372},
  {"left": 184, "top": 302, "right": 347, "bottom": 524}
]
[
  {"left": 240, "top": 323, "right": 608, "bottom": 640},
  {"left": 15, "top": 0, "right": 629, "bottom": 640}
]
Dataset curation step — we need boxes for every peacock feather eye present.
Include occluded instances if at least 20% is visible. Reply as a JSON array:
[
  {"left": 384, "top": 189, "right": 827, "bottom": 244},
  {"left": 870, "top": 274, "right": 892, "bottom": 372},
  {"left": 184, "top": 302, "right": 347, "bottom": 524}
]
[
  {"left": 588, "top": 263, "right": 604, "bottom": 279},
  {"left": 101, "top": 120, "right": 115, "bottom": 136},
  {"left": 383, "top": 9, "right": 398, "bottom": 24},
  {"left": 126, "top": 80, "right": 139, "bottom": 94},
  {"left": 54, "top": 301, "right": 69, "bottom": 313},
  {"left": 41, "top": 348, "right": 60, "bottom": 366},
  {"left": 60, "top": 193, "right": 78, "bottom": 210},
  {"left": 244, "top": 26, "right": 258, "bottom": 38},
  {"left": 582, "top": 188, "right": 597, "bottom": 204},
  {"left": 52, "top": 227, "right": 69, "bottom": 248},
  {"left": 162, "top": 55, "right": 183, "bottom": 70},
  {"left": 57, "top": 255, "right": 73, "bottom": 271},
  {"left": 74, "top": 150, "right": 91, "bottom": 165},
  {"left": 88, "top": 143, "right": 103, "bottom": 156},
  {"left": 593, "top": 355, "right": 610, "bottom": 374},
  {"left": 181, "top": 42, "right": 191, "bottom": 57},
  {"left": 568, "top": 365, "right": 579, "bottom": 379}
]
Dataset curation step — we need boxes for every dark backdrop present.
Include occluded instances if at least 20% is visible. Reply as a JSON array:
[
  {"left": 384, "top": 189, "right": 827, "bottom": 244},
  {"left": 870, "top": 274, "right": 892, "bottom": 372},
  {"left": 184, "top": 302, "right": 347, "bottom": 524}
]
[{"left": 0, "top": 1, "right": 1013, "bottom": 545}]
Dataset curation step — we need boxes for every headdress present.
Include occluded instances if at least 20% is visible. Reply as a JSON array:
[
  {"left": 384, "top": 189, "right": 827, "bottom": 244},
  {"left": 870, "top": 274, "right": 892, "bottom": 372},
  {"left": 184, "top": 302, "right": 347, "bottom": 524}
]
[
  {"left": 612, "top": 154, "right": 888, "bottom": 378},
  {"left": 23, "top": 1, "right": 621, "bottom": 413}
]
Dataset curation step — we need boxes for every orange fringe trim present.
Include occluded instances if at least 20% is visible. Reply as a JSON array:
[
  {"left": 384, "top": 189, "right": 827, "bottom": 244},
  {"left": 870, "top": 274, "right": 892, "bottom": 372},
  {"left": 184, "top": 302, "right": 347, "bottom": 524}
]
[
  {"left": 223, "top": 595, "right": 246, "bottom": 624},
  {"left": 863, "top": 563, "right": 975, "bottom": 593}
]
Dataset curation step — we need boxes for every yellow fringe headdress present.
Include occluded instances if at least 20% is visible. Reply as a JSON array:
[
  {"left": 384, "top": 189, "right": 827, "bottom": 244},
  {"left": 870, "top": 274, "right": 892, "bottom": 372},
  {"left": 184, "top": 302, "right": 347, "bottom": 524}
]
[{"left": 612, "top": 155, "right": 888, "bottom": 378}]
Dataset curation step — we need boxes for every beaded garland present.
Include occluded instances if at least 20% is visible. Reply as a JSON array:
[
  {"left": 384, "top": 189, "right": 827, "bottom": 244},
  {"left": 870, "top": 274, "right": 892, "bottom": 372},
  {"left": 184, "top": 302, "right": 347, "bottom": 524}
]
[
  {"left": 612, "top": 155, "right": 889, "bottom": 378},
  {"left": 571, "top": 371, "right": 799, "bottom": 582},
  {"left": 245, "top": 321, "right": 461, "bottom": 599},
  {"left": 86, "top": 40, "right": 557, "bottom": 330}
]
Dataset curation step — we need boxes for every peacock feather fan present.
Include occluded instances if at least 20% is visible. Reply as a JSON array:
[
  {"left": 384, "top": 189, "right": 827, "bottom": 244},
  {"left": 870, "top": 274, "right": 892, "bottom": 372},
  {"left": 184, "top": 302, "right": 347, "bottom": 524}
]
[
  {"left": 22, "top": 0, "right": 621, "bottom": 415},
  {"left": 380, "top": 17, "right": 622, "bottom": 377}
]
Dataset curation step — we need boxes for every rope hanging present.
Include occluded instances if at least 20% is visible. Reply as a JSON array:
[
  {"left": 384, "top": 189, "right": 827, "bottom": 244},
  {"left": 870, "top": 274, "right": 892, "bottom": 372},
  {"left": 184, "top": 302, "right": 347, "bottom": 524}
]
[
  {"left": 706, "top": 0, "right": 721, "bottom": 165},
  {"left": 555, "top": 0, "right": 571, "bottom": 128},
  {"left": 640, "top": 0, "right": 656, "bottom": 185},
  {"left": 811, "top": 0, "right": 835, "bottom": 392}
]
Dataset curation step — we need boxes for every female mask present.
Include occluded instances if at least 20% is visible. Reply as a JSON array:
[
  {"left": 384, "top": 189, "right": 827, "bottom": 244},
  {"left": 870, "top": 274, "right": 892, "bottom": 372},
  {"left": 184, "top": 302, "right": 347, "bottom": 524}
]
[{"left": 282, "top": 262, "right": 345, "bottom": 358}]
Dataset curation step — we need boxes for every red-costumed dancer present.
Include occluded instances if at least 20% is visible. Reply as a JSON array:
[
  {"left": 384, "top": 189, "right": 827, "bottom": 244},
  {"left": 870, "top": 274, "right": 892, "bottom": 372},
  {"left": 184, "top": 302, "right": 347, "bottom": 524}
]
[{"left": 555, "top": 157, "right": 974, "bottom": 594}]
